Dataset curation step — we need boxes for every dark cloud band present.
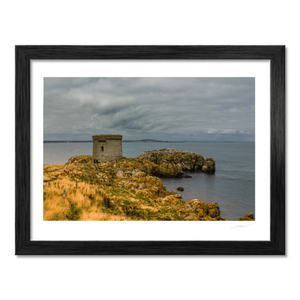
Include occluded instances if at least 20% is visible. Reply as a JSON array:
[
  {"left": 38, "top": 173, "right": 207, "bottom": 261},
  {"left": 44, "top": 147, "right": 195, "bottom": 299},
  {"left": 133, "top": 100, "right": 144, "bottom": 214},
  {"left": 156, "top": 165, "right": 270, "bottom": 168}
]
[{"left": 44, "top": 77, "right": 255, "bottom": 141}]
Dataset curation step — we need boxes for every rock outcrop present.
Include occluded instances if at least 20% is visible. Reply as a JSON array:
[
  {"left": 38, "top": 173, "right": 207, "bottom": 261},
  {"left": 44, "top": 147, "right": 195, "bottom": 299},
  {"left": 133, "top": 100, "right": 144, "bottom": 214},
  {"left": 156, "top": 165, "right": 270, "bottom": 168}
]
[
  {"left": 137, "top": 148, "right": 215, "bottom": 174},
  {"left": 183, "top": 199, "right": 222, "bottom": 220}
]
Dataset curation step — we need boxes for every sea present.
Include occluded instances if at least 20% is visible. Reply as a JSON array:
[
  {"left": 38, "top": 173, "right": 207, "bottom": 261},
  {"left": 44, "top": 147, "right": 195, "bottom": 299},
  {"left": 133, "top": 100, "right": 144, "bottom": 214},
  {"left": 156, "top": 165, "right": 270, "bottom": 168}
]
[{"left": 44, "top": 142, "right": 255, "bottom": 220}]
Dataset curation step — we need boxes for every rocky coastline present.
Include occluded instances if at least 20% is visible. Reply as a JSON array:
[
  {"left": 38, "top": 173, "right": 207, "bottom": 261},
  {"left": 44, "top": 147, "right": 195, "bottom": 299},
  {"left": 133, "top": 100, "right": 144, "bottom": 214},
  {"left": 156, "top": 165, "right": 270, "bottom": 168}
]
[{"left": 43, "top": 149, "right": 255, "bottom": 221}]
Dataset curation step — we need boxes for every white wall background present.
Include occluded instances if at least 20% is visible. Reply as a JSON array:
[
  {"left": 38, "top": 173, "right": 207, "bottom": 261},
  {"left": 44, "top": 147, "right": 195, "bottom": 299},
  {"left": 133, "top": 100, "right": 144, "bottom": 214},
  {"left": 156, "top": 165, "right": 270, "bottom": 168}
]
[{"left": 0, "top": 1, "right": 298, "bottom": 299}]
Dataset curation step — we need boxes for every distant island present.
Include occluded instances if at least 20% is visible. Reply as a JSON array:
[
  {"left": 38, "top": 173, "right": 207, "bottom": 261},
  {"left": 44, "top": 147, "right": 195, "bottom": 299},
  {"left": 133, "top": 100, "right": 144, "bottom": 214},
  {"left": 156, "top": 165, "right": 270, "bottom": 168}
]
[
  {"left": 123, "top": 139, "right": 180, "bottom": 143},
  {"left": 44, "top": 140, "right": 93, "bottom": 143}
]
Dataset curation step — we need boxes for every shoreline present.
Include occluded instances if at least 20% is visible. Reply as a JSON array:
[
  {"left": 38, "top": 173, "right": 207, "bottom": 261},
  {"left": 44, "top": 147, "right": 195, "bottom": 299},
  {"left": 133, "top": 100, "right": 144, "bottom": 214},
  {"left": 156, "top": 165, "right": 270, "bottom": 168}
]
[{"left": 43, "top": 150, "right": 255, "bottom": 221}]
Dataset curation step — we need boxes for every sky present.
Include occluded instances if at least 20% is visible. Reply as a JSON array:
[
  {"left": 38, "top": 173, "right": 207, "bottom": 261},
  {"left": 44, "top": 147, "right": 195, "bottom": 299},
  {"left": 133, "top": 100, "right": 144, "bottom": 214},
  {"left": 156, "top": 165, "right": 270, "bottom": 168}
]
[{"left": 44, "top": 77, "right": 255, "bottom": 142}]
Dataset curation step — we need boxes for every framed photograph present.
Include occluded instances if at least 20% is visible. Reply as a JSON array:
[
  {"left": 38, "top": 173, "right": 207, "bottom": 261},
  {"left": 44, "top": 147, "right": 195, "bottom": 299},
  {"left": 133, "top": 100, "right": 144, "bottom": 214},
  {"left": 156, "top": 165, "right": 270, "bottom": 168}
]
[{"left": 15, "top": 46, "right": 285, "bottom": 255}]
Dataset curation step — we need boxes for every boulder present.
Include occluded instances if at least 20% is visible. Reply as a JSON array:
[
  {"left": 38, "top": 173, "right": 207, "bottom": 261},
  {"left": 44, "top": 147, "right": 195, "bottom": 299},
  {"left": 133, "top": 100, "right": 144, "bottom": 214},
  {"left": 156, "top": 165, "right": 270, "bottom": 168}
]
[
  {"left": 177, "top": 186, "right": 184, "bottom": 191},
  {"left": 205, "top": 202, "right": 220, "bottom": 218},
  {"left": 202, "top": 157, "right": 215, "bottom": 173},
  {"left": 182, "top": 174, "right": 192, "bottom": 178},
  {"left": 96, "top": 172, "right": 109, "bottom": 182},
  {"left": 238, "top": 213, "right": 255, "bottom": 221},
  {"left": 185, "top": 199, "right": 207, "bottom": 218},
  {"left": 184, "top": 199, "right": 221, "bottom": 220}
]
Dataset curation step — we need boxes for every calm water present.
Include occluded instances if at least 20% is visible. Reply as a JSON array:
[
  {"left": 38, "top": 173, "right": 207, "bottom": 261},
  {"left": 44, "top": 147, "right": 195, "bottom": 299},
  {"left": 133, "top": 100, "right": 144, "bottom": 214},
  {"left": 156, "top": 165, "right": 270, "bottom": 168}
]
[{"left": 44, "top": 142, "right": 255, "bottom": 220}]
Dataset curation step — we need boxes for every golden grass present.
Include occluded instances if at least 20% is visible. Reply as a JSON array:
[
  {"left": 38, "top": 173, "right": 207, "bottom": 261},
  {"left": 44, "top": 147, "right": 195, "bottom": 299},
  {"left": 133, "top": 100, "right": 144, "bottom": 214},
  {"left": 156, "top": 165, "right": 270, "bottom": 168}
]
[
  {"left": 43, "top": 161, "right": 193, "bottom": 221},
  {"left": 43, "top": 164, "right": 130, "bottom": 221},
  {"left": 139, "top": 204, "right": 158, "bottom": 212},
  {"left": 80, "top": 208, "right": 129, "bottom": 221}
]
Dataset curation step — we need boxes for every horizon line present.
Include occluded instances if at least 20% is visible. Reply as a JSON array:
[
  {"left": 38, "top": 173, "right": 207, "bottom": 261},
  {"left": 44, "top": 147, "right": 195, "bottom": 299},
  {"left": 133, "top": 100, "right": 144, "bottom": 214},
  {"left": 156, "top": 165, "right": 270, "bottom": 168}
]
[{"left": 44, "top": 140, "right": 254, "bottom": 143}]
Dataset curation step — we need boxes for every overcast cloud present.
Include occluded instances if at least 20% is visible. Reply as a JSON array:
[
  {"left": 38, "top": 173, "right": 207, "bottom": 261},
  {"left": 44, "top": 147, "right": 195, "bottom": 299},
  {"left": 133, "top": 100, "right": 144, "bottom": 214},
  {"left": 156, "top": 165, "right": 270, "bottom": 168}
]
[{"left": 44, "top": 77, "right": 255, "bottom": 142}]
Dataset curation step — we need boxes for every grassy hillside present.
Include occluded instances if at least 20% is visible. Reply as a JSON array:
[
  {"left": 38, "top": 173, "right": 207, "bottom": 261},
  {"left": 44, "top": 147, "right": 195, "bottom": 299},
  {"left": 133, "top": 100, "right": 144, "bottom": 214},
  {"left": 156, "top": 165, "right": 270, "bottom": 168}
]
[{"left": 43, "top": 154, "right": 255, "bottom": 221}]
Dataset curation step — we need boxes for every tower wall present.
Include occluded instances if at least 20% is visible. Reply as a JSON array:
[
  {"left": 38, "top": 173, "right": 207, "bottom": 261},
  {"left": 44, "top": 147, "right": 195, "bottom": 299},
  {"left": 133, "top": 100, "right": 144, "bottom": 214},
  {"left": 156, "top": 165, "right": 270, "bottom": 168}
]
[{"left": 92, "top": 134, "right": 123, "bottom": 162}]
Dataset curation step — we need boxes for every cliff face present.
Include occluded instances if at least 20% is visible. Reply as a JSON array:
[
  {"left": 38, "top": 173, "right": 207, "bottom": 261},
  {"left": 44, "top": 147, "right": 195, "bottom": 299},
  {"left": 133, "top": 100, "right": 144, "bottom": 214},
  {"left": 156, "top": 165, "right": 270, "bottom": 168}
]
[{"left": 43, "top": 150, "right": 253, "bottom": 221}]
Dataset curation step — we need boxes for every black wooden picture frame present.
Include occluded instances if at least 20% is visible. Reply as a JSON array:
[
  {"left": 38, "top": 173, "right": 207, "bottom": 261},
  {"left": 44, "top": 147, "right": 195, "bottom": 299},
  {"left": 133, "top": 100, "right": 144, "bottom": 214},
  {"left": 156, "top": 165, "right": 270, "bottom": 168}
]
[{"left": 15, "top": 46, "right": 285, "bottom": 255}]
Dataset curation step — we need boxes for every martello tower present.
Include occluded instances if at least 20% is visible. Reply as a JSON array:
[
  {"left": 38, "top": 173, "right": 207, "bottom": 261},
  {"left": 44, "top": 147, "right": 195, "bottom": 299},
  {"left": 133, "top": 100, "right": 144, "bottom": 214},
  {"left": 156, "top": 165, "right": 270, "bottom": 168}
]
[{"left": 92, "top": 134, "right": 123, "bottom": 163}]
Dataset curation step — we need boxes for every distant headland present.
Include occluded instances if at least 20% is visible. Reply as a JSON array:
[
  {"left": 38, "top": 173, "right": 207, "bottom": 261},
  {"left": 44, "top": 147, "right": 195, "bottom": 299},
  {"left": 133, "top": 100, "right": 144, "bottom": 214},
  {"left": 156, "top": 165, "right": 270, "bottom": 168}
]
[{"left": 44, "top": 139, "right": 177, "bottom": 143}]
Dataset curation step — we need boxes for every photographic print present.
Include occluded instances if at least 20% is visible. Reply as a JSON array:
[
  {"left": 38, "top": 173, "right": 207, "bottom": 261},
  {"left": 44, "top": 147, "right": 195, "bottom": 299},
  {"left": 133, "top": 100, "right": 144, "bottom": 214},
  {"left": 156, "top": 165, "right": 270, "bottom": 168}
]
[
  {"left": 43, "top": 77, "right": 255, "bottom": 222},
  {"left": 16, "top": 45, "right": 285, "bottom": 254}
]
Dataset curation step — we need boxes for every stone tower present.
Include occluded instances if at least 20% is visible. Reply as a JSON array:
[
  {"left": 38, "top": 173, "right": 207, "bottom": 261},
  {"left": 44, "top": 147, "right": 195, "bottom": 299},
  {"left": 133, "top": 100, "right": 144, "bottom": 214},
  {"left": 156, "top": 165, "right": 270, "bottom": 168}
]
[{"left": 92, "top": 134, "right": 123, "bottom": 163}]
